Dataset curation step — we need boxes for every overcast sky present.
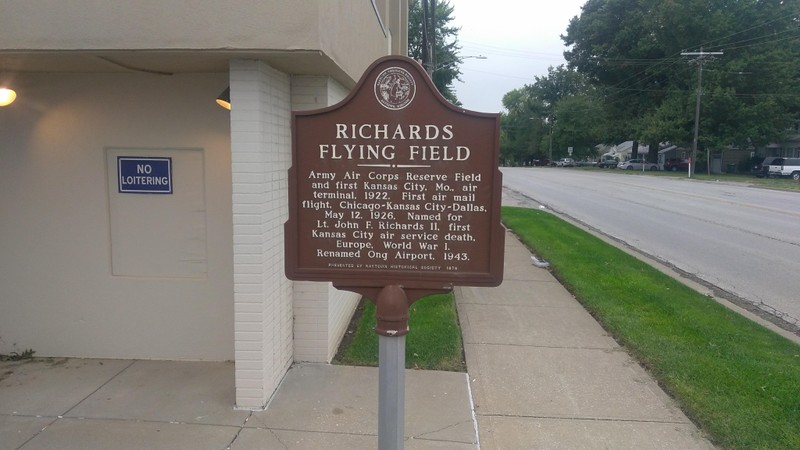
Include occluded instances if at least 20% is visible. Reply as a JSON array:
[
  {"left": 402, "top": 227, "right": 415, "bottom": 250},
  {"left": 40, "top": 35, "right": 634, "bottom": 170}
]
[{"left": 449, "top": 0, "right": 587, "bottom": 113}]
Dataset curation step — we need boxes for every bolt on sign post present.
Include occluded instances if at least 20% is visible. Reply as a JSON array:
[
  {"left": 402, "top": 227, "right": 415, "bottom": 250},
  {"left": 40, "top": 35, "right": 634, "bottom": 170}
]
[{"left": 286, "top": 55, "right": 504, "bottom": 449}]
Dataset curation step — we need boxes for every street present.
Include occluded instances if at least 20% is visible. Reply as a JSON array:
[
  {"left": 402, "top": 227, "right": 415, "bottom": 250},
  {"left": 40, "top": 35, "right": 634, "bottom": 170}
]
[{"left": 501, "top": 167, "right": 800, "bottom": 330}]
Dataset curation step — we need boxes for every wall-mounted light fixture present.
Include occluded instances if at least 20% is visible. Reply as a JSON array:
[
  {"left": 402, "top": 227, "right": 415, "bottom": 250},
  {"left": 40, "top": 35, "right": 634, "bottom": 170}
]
[
  {"left": 215, "top": 87, "right": 231, "bottom": 110},
  {"left": 0, "top": 87, "right": 16, "bottom": 106}
]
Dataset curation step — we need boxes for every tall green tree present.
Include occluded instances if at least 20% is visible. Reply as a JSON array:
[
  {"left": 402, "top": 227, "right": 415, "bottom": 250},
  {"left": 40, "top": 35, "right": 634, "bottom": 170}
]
[
  {"left": 408, "top": 0, "right": 462, "bottom": 104},
  {"left": 562, "top": 0, "right": 800, "bottom": 159},
  {"left": 552, "top": 94, "right": 604, "bottom": 161},
  {"left": 500, "top": 65, "right": 600, "bottom": 164},
  {"left": 500, "top": 88, "right": 548, "bottom": 165}
]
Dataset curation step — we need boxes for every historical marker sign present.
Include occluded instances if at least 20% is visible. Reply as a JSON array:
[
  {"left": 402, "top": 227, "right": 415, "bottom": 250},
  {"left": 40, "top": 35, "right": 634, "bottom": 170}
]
[{"left": 285, "top": 55, "right": 504, "bottom": 289}]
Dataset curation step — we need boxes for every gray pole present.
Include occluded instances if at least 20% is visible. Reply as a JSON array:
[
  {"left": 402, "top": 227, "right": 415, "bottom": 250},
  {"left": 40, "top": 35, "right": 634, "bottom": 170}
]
[
  {"left": 374, "top": 284, "right": 410, "bottom": 450},
  {"left": 379, "top": 335, "right": 406, "bottom": 450},
  {"left": 682, "top": 50, "right": 722, "bottom": 178},
  {"left": 691, "top": 60, "right": 702, "bottom": 178}
]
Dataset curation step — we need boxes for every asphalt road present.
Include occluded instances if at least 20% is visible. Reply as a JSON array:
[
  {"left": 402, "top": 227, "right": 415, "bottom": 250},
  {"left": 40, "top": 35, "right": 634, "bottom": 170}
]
[{"left": 501, "top": 167, "right": 800, "bottom": 330}]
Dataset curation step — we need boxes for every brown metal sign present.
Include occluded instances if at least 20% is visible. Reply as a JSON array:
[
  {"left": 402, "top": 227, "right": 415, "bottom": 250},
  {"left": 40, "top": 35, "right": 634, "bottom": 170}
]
[{"left": 285, "top": 55, "right": 504, "bottom": 290}]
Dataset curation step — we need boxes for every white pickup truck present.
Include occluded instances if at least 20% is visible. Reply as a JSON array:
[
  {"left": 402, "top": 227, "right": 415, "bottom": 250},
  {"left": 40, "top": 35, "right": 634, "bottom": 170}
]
[{"left": 758, "top": 157, "right": 800, "bottom": 180}]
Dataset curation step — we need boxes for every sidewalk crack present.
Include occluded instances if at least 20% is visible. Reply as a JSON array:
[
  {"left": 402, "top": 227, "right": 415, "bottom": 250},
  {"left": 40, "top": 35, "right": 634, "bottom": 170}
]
[
  {"left": 61, "top": 359, "right": 137, "bottom": 417},
  {"left": 410, "top": 419, "right": 475, "bottom": 443},
  {"left": 479, "top": 412, "right": 690, "bottom": 425}
]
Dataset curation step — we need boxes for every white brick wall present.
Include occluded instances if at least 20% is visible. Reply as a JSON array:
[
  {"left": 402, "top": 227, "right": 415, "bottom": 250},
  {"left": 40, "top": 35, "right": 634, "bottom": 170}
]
[
  {"left": 231, "top": 69, "right": 361, "bottom": 408},
  {"left": 231, "top": 60, "right": 294, "bottom": 409},
  {"left": 293, "top": 281, "right": 330, "bottom": 362},
  {"left": 327, "top": 283, "right": 360, "bottom": 359},
  {"left": 291, "top": 76, "right": 361, "bottom": 363},
  {"left": 327, "top": 77, "right": 350, "bottom": 107}
]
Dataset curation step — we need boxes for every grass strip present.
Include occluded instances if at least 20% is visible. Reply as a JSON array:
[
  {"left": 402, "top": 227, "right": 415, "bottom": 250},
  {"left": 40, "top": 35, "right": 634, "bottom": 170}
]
[
  {"left": 333, "top": 293, "right": 466, "bottom": 372},
  {"left": 575, "top": 166, "right": 800, "bottom": 191},
  {"left": 502, "top": 206, "right": 800, "bottom": 450}
]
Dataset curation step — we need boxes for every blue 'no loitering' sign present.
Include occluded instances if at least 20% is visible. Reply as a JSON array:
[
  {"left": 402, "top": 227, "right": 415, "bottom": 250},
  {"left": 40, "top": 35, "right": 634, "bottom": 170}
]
[{"left": 117, "top": 157, "right": 173, "bottom": 194}]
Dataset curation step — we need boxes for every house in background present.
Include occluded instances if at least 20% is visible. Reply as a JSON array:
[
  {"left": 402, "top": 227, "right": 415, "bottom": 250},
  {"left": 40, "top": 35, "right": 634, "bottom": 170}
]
[
  {"left": 716, "top": 133, "right": 800, "bottom": 173},
  {"left": 599, "top": 141, "right": 650, "bottom": 161},
  {"left": 765, "top": 133, "right": 800, "bottom": 158},
  {"left": 594, "top": 129, "right": 800, "bottom": 173},
  {"left": 0, "top": 0, "right": 408, "bottom": 410}
]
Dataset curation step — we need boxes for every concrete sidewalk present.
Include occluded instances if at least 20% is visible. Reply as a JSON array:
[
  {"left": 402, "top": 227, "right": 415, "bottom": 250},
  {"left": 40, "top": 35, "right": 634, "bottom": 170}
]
[
  {"left": 456, "top": 232, "right": 715, "bottom": 449},
  {"left": 1, "top": 209, "right": 717, "bottom": 449},
  {"left": 0, "top": 360, "right": 476, "bottom": 449}
]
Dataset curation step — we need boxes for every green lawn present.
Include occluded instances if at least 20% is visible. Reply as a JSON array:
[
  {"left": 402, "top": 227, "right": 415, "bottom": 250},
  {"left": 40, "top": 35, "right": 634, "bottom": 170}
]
[
  {"left": 502, "top": 206, "right": 800, "bottom": 450},
  {"left": 333, "top": 293, "right": 465, "bottom": 372}
]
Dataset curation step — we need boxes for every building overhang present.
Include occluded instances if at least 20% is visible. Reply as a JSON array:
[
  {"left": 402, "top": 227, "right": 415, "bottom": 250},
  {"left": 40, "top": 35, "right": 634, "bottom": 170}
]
[
  {"left": 0, "top": 49, "right": 356, "bottom": 88},
  {"left": 0, "top": 0, "right": 409, "bottom": 88}
]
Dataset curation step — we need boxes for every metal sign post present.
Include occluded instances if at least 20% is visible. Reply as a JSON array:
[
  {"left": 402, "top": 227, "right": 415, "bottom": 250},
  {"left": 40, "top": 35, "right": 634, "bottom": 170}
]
[
  {"left": 378, "top": 334, "right": 405, "bottom": 449},
  {"left": 374, "top": 285, "right": 409, "bottom": 449}
]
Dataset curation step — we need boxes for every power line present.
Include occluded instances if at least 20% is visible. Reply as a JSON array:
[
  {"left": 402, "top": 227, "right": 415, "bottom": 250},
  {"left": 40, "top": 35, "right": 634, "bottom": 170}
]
[
  {"left": 696, "top": 10, "right": 799, "bottom": 50},
  {"left": 460, "top": 40, "right": 567, "bottom": 59}
]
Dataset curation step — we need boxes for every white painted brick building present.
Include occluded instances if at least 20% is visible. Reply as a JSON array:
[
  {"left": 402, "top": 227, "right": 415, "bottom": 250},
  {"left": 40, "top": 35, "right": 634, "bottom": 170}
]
[{"left": 0, "top": 0, "right": 408, "bottom": 409}]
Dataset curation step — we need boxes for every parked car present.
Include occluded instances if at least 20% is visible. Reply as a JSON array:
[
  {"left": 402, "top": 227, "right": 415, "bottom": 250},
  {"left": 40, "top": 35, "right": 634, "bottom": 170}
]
[
  {"left": 617, "top": 159, "right": 659, "bottom": 171},
  {"left": 754, "top": 157, "right": 800, "bottom": 180},
  {"left": 532, "top": 158, "right": 550, "bottom": 166},
  {"left": 556, "top": 158, "right": 575, "bottom": 167},
  {"left": 751, "top": 157, "right": 769, "bottom": 177},
  {"left": 753, "top": 156, "right": 797, "bottom": 178},
  {"left": 576, "top": 160, "right": 597, "bottom": 167},
  {"left": 781, "top": 158, "right": 800, "bottom": 180},
  {"left": 597, "top": 159, "right": 618, "bottom": 169},
  {"left": 664, "top": 158, "right": 690, "bottom": 172}
]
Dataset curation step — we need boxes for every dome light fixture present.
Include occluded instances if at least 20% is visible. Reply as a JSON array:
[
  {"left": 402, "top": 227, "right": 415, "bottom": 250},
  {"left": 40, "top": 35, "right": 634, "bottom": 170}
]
[
  {"left": 0, "top": 87, "right": 16, "bottom": 106},
  {"left": 215, "top": 87, "right": 231, "bottom": 110}
]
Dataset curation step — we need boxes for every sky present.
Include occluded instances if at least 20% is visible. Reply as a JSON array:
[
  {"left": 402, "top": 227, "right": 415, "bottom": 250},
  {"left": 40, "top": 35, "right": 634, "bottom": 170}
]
[{"left": 449, "top": 0, "right": 587, "bottom": 113}]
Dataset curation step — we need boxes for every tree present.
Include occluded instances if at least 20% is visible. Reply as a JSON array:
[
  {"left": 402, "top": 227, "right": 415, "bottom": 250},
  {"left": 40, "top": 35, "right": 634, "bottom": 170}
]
[
  {"left": 563, "top": 0, "right": 800, "bottom": 159},
  {"left": 408, "top": 0, "right": 462, "bottom": 104},
  {"left": 552, "top": 94, "right": 604, "bottom": 161},
  {"left": 500, "top": 88, "right": 548, "bottom": 165},
  {"left": 500, "top": 65, "right": 600, "bottom": 165}
]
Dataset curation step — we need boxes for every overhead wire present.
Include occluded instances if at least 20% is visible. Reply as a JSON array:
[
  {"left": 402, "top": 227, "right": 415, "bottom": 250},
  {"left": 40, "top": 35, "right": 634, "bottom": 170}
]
[
  {"left": 464, "top": 5, "right": 798, "bottom": 118},
  {"left": 554, "top": 6, "right": 798, "bottom": 114},
  {"left": 694, "top": 9, "right": 799, "bottom": 51}
]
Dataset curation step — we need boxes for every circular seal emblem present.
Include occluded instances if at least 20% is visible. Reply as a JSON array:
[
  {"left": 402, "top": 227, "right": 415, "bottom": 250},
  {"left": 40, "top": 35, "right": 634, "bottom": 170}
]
[{"left": 374, "top": 67, "right": 416, "bottom": 110}]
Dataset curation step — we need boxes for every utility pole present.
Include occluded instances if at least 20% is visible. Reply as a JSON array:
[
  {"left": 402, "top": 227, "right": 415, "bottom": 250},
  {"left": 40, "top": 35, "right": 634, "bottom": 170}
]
[
  {"left": 421, "top": 0, "right": 436, "bottom": 76},
  {"left": 681, "top": 49, "right": 722, "bottom": 178}
]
